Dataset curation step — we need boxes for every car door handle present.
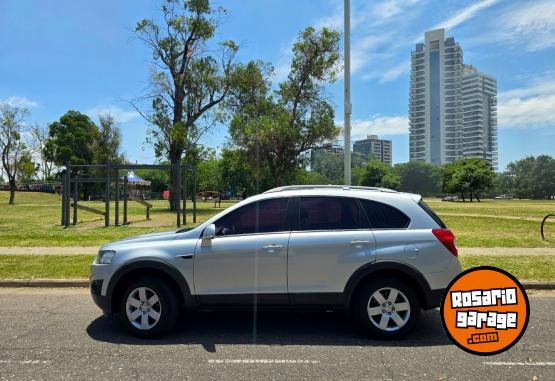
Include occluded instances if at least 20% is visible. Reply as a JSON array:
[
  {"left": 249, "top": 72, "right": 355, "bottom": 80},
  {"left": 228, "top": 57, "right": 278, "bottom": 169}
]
[
  {"left": 349, "top": 240, "right": 371, "bottom": 247},
  {"left": 262, "top": 244, "right": 283, "bottom": 252}
]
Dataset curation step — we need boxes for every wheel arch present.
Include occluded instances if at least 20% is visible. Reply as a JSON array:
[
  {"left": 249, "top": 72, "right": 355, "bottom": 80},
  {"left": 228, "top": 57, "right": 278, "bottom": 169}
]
[
  {"left": 106, "top": 259, "right": 196, "bottom": 315},
  {"left": 344, "top": 261, "right": 435, "bottom": 310}
]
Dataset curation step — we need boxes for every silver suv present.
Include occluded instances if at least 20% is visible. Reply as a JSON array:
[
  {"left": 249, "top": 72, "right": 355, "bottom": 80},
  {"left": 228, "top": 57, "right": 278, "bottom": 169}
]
[{"left": 90, "top": 185, "right": 461, "bottom": 339}]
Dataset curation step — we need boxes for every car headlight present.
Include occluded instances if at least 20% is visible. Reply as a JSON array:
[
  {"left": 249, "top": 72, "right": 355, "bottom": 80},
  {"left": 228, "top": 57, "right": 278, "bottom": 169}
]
[{"left": 96, "top": 250, "right": 116, "bottom": 264}]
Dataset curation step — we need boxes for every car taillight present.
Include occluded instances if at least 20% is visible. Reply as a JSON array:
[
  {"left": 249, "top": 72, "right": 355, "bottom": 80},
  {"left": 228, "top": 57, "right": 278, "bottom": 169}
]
[{"left": 432, "top": 228, "right": 458, "bottom": 257}]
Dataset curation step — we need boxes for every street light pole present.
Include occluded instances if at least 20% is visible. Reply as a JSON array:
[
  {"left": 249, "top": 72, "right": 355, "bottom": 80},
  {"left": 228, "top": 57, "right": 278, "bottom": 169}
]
[{"left": 344, "top": 0, "right": 352, "bottom": 185}]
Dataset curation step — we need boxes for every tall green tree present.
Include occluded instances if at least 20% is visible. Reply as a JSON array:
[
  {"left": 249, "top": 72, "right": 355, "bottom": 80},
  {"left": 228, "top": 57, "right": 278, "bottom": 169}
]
[
  {"left": 394, "top": 161, "right": 441, "bottom": 196},
  {"left": 0, "top": 104, "right": 30, "bottom": 204},
  {"left": 230, "top": 26, "right": 341, "bottom": 188},
  {"left": 133, "top": 0, "right": 239, "bottom": 209},
  {"left": 507, "top": 155, "right": 555, "bottom": 199},
  {"left": 93, "top": 113, "right": 124, "bottom": 165},
  {"left": 46, "top": 111, "right": 99, "bottom": 166},
  {"left": 441, "top": 158, "right": 495, "bottom": 202},
  {"left": 358, "top": 160, "right": 400, "bottom": 190}
]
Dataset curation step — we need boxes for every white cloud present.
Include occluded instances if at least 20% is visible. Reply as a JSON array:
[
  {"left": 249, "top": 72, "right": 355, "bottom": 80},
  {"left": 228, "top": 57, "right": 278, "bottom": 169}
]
[
  {"left": 362, "top": 60, "right": 409, "bottom": 83},
  {"left": 498, "top": 74, "right": 555, "bottom": 129},
  {"left": 338, "top": 115, "right": 409, "bottom": 140},
  {"left": 86, "top": 105, "right": 140, "bottom": 123},
  {"left": 0, "top": 96, "right": 38, "bottom": 108},
  {"left": 431, "top": 0, "right": 498, "bottom": 31},
  {"left": 500, "top": 0, "right": 555, "bottom": 51}
]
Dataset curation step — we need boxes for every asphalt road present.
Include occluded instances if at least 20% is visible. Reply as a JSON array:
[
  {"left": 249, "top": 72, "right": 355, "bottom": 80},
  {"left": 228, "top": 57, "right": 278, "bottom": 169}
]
[{"left": 0, "top": 288, "right": 554, "bottom": 381}]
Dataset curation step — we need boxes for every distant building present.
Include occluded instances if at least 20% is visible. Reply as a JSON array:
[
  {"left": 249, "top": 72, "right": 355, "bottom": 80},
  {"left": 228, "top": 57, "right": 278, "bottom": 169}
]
[
  {"left": 409, "top": 28, "right": 498, "bottom": 169},
  {"left": 409, "top": 28, "right": 464, "bottom": 165},
  {"left": 462, "top": 64, "right": 498, "bottom": 170},
  {"left": 353, "top": 135, "right": 392, "bottom": 166}
]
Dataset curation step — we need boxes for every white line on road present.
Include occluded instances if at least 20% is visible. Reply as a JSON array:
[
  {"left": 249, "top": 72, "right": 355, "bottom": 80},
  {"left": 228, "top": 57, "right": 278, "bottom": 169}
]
[
  {"left": 483, "top": 362, "right": 555, "bottom": 366},
  {"left": 208, "top": 359, "right": 320, "bottom": 364},
  {"left": 0, "top": 359, "right": 52, "bottom": 365}
]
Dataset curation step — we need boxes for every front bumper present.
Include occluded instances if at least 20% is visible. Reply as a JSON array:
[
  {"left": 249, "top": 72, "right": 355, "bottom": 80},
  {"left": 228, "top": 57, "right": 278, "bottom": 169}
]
[{"left": 90, "top": 279, "right": 112, "bottom": 316}]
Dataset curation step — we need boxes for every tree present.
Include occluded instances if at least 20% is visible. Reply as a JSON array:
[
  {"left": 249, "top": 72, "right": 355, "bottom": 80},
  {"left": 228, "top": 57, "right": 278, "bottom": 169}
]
[
  {"left": 358, "top": 160, "right": 400, "bottom": 190},
  {"left": 29, "top": 124, "right": 55, "bottom": 180},
  {"left": 0, "top": 104, "right": 29, "bottom": 204},
  {"left": 230, "top": 26, "right": 341, "bottom": 188},
  {"left": 16, "top": 151, "right": 38, "bottom": 182},
  {"left": 394, "top": 161, "right": 441, "bottom": 196},
  {"left": 93, "top": 113, "right": 124, "bottom": 164},
  {"left": 133, "top": 0, "right": 239, "bottom": 209},
  {"left": 507, "top": 155, "right": 555, "bottom": 199},
  {"left": 441, "top": 158, "right": 495, "bottom": 202},
  {"left": 46, "top": 111, "right": 99, "bottom": 166}
]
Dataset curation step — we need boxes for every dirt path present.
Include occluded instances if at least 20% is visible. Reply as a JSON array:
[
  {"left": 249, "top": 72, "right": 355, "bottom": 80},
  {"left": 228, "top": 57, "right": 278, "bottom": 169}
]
[{"left": 1, "top": 246, "right": 554, "bottom": 256}]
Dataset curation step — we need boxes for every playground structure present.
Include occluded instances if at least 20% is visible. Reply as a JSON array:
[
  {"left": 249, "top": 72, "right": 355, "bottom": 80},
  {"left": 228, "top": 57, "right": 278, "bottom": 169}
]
[{"left": 60, "top": 163, "right": 197, "bottom": 228}]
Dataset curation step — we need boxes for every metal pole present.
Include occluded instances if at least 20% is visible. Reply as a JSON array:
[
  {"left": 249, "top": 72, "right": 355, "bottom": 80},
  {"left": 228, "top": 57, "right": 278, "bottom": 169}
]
[
  {"left": 114, "top": 167, "right": 119, "bottom": 226},
  {"left": 183, "top": 168, "right": 187, "bottom": 226},
  {"left": 104, "top": 164, "right": 110, "bottom": 227},
  {"left": 123, "top": 176, "right": 128, "bottom": 225},
  {"left": 64, "top": 164, "right": 71, "bottom": 227},
  {"left": 61, "top": 166, "right": 67, "bottom": 226},
  {"left": 73, "top": 174, "right": 78, "bottom": 225},
  {"left": 344, "top": 0, "right": 352, "bottom": 186},
  {"left": 176, "top": 164, "right": 182, "bottom": 227},
  {"left": 192, "top": 169, "right": 197, "bottom": 223}
]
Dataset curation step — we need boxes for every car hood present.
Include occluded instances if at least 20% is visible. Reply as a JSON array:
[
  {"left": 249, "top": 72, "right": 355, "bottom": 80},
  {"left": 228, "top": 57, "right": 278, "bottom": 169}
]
[{"left": 100, "top": 228, "right": 199, "bottom": 249}]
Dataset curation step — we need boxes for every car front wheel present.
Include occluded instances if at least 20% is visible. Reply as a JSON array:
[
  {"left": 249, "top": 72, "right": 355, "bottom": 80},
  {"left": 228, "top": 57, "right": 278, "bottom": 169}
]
[
  {"left": 353, "top": 278, "right": 420, "bottom": 339},
  {"left": 119, "top": 277, "right": 179, "bottom": 338}
]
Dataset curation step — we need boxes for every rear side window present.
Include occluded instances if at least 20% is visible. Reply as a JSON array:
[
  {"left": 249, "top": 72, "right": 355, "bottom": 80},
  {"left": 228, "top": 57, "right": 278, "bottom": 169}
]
[
  {"left": 360, "top": 200, "right": 410, "bottom": 229},
  {"left": 418, "top": 200, "right": 447, "bottom": 228},
  {"left": 299, "top": 197, "right": 365, "bottom": 231}
]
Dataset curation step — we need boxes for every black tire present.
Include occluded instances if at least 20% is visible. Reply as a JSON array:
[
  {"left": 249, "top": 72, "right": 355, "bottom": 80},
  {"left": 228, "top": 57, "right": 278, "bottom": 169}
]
[
  {"left": 119, "top": 277, "right": 179, "bottom": 338},
  {"left": 352, "top": 278, "right": 420, "bottom": 339}
]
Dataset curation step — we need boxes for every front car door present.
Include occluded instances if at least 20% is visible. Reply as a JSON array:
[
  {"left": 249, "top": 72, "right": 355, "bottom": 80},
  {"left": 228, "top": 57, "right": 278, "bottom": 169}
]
[
  {"left": 288, "top": 196, "right": 376, "bottom": 303},
  {"left": 194, "top": 197, "right": 292, "bottom": 305}
]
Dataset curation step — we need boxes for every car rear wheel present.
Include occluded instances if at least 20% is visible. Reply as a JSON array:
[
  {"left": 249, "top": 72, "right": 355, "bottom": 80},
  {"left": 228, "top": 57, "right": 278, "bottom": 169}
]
[
  {"left": 353, "top": 278, "right": 420, "bottom": 339},
  {"left": 119, "top": 277, "right": 179, "bottom": 338}
]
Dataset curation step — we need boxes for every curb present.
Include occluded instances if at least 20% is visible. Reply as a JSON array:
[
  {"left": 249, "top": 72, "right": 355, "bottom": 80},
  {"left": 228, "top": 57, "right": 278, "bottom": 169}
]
[
  {"left": 0, "top": 279, "right": 89, "bottom": 288},
  {"left": 0, "top": 279, "right": 554, "bottom": 290}
]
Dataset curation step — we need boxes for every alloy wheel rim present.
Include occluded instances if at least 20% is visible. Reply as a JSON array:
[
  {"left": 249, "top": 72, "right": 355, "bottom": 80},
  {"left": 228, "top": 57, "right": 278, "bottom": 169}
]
[
  {"left": 125, "top": 287, "right": 162, "bottom": 330},
  {"left": 367, "top": 287, "right": 411, "bottom": 332}
]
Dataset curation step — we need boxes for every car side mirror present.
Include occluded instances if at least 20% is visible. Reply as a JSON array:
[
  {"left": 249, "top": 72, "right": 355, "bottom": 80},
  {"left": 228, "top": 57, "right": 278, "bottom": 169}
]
[{"left": 202, "top": 224, "right": 216, "bottom": 240}]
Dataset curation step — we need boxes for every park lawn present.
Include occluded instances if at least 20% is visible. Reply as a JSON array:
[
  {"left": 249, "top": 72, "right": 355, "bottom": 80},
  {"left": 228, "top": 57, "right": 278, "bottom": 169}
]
[
  {"left": 460, "top": 255, "right": 555, "bottom": 281},
  {"left": 0, "top": 254, "right": 552, "bottom": 281},
  {"left": 425, "top": 198, "right": 555, "bottom": 219},
  {"left": 0, "top": 191, "right": 233, "bottom": 246}
]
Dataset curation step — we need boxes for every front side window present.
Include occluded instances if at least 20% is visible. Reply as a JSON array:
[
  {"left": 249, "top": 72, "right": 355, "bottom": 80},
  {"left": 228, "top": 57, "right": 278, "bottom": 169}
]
[
  {"left": 299, "top": 197, "right": 365, "bottom": 231},
  {"left": 215, "top": 198, "right": 289, "bottom": 236},
  {"left": 360, "top": 200, "right": 410, "bottom": 229}
]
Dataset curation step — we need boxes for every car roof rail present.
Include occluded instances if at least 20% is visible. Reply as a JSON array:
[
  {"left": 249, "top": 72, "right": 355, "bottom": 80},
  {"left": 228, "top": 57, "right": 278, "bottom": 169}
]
[{"left": 263, "top": 185, "right": 398, "bottom": 194}]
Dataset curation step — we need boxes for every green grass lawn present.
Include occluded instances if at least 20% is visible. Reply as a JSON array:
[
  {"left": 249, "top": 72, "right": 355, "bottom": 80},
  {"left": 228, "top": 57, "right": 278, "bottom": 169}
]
[
  {"left": 0, "top": 254, "right": 552, "bottom": 281},
  {"left": 0, "top": 191, "right": 234, "bottom": 246},
  {"left": 0, "top": 192, "right": 554, "bottom": 248}
]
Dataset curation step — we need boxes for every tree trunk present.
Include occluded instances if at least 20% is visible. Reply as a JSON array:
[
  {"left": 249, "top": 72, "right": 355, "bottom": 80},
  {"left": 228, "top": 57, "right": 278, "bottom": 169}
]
[
  {"left": 8, "top": 178, "right": 16, "bottom": 205},
  {"left": 470, "top": 191, "right": 473, "bottom": 202},
  {"left": 460, "top": 192, "right": 465, "bottom": 202},
  {"left": 475, "top": 193, "right": 481, "bottom": 202}
]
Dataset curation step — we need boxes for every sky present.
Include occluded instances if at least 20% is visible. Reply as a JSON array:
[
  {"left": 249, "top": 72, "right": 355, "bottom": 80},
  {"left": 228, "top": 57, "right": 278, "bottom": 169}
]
[{"left": 1, "top": 0, "right": 554, "bottom": 171}]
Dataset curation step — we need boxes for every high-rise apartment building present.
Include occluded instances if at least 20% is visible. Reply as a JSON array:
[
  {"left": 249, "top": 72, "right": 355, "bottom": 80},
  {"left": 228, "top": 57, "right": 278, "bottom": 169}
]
[
  {"left": 409, "top": 28, "right": 497, "bottom": 169},
  {"left": 409, "top": 29, "right": 464, "bottom": 165},
  {"left": 353, "top": 135, "right": 392, "bottom": 166},
  {"left": 462, "top": 64, "right": 498, "bottom": 170}
]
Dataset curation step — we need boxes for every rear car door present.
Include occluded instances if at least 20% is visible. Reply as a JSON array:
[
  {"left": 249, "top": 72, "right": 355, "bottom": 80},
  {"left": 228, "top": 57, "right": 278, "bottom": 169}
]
[
  {"left": 287, "top": 196, "right": 376, "bottom": 298},
  {"left": 194, "top": 197, "right": 291, "bottom": 304}
]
